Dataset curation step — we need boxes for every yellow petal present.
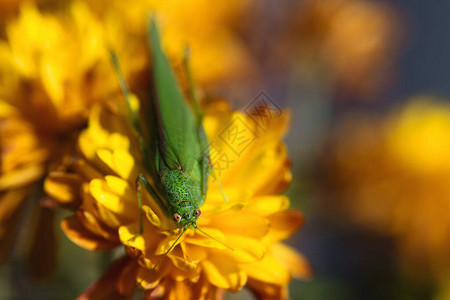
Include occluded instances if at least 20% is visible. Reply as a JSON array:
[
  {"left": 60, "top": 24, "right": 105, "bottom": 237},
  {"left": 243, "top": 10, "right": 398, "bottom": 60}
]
[
  {"left": 112, "top": 149, "right": 136, "bottom": 180},
  {"left": 80, "top": 188, "right": 127, "bottom": 229},
  {"left": 89, "top": 178, "right": 138, "bottom": 219},
  {"left": 209, "top": 210, "right": 269, "bottom": 238},
  {"left": 109, "top": 133, "right": 130, "bottom": 152},
  {"left": 0, "top": 163, "right": 44, "bottom": 190},
  {"left": 273, "top": 243, "right": 313, "bottom": 280},
  {"left": 241, "top": 251, "right": 291, "bottom": 285},
  {"left": 143, "top": 205, "right": 161, "bottom": 227},
  {"left": 168, "top": 253, "right": 199, "bottom": 272},
  {"left": 0, "top": 101, "right": 17, "bottom": 116},
  {"left": 246, "top": 195, "right": 290, "bottom": 216},
  {"left": 44, "top": 172, "right": 83, "bottom": 207},
  {"left": 155, "top": 231, "right": 184, "bottom": 255},
  {"left": 184, "top": 227, "right": 228, "bottom": 250},
  {"left": 77, "top": 210, "right": 118, "bottom": 242},
  {"left": 265, "top": 210, "right": 305, "bottom": 243},
  {"left": 104, "top": 175, "right": 138, "bottom": 210},
  {"left": 202, "top": 255, "right": 247, "bottom": 292},
  {"left": 118, "top": 223, "right": 146, "bottom": 251},
  {"left": 181, "top": 243, "right": 207, "bottom": 262},
  {"left": 224, "top": 234, "right": 266, "bottom": 263},
  {"left": 40, "top": 54, "right": 64, "bottom": 105},
  {"left": 96, "top": 149, "right": 115, "bottom": 172}
]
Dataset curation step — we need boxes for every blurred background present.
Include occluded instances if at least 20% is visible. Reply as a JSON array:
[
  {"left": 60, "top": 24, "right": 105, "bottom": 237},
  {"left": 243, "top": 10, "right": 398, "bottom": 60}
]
[{"left": 1, "top": 0, "right": 450, "bottom": 299}]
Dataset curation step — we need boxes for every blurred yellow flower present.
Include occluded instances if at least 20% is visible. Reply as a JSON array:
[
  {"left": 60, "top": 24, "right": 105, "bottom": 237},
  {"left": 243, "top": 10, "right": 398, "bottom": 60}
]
[
  {"left": 0, "top": 1, "right": 141, "bottom": 269},
  {"left": 46, "top": 100, "right": 311, "bottom": 299},
  {"left": 85, "top": 0, "right": 256, "bottom": 86},
  {"left": 290, "top": 0, "right": 400, "bottom": 97},
  {"left": 321, "top": 96, "right": 450, "bottom": 283}
]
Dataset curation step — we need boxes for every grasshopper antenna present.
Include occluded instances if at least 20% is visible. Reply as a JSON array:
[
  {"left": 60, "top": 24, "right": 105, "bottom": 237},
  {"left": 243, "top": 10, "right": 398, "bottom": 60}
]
[
  {"left": 208, "top": 163, "right": 228, "bottom": 203},
  {"left": 137, "top": 228, "right": 187, "bottom": 288},
  {"left": 110, "top": 51, "right": 142, "bottom": 136},
  {"left": 195, "top": 226, "right": 233, "bottom": 251}
]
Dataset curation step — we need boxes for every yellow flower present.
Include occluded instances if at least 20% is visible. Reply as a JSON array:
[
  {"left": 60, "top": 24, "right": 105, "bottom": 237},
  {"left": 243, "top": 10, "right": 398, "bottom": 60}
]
[
  {"left": 290, "top": 0, "right": 399, "bottom": 97},
  {"left": 0, "top": 1, "right": 141, "bottom": 268},
  {"left": 84, "top": 0, "right": 256, "bottom": 86},
  {"left": 321, "top": 96, "right": 450, "bottom": 285},
  {"left": 46, "top": 99, "right": 311, "bottom": 299},
  {"left": 1, "top": 2, "right": 144, "bottom": 130}
]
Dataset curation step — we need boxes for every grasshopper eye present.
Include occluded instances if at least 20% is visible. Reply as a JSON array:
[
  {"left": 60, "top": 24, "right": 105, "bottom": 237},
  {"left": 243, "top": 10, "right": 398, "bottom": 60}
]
[
  {"left": 173, "top": 213, "right": 182, "bottom": 223},
  {"left": 194, "top": 209, "right": 201, "bottom": 218}
]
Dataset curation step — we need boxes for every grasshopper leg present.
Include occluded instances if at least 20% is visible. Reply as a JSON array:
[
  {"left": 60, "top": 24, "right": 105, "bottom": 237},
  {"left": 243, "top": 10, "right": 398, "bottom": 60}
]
[{"left": 131, "top": 174, "right": 166, "bottom": 241}]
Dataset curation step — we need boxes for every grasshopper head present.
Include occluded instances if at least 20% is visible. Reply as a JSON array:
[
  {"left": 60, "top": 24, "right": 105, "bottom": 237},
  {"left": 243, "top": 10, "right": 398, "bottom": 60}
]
[{"left": 171, "top": 202, "right": 201, "bottom": 228}]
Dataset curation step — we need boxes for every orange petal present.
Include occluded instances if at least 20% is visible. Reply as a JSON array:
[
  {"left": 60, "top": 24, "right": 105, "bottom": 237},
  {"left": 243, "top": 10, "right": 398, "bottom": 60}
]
[
  {"left": 136, "top": 261, "right": 168, "bottom": 290},
  {"left": 192, "top": 275, "right": 226, "bottom": 300},
  {"left": 61, "top": 215, "right": 119, "bottom": 251},
  {"left": 167, "top": 280, "right": 193, "bottom": 300},
  {"left": 246, "top": 277, "right": 288, "bottom": 300}
]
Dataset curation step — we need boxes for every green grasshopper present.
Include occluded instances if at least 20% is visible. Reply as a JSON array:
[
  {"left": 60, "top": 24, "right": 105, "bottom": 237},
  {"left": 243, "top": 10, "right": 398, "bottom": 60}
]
[{"left": 112, "top": 20, "right": 228, "bottom": 277}]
